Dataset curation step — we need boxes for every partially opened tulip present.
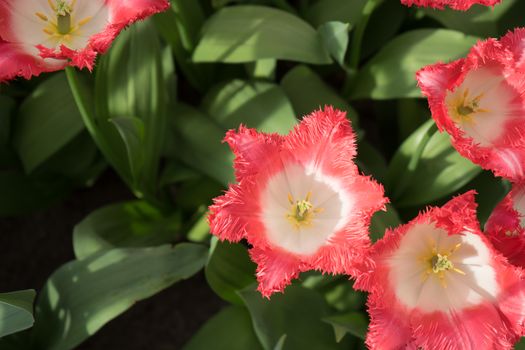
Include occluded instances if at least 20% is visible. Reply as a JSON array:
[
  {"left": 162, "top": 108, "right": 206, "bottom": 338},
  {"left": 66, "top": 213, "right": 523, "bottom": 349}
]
[
  {"left": 401, "top": 0, "right": 501, "bottom": 10},
  {"left": 0, "top": 0, "right": 169, "bottom": 82},
  {"left": 356, "top": 192, "right": 525, "bottom": 350},
  {"left": 486, "top": 183, "right": 525, "bottom": 268},
  {"left": 208, "top": 106, "right": 387, "bottom": 298},
  {"left": 417, "top": 28, "right": 525, "bottom": 181}
]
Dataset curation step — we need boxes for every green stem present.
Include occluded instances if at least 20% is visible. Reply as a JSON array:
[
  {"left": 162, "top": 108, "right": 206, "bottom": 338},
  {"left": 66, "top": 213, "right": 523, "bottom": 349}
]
[
  {"left": 65, "top": 67, "right": 99, "bottom": 141},
  {"left": 393, "top": 122, "right": 438, "bottom": 200},
  {"left": 343, "top": 0, "right": 383, "bottom": 95}
]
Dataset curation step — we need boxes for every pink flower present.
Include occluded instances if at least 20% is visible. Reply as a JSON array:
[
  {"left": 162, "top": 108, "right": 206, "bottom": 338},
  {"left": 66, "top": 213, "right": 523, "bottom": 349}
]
[
  {"left": 401, "top": 0, "right": 501, "bottom": 10},
  {"left": 0, "top": 0, "right": 169, "bottom": 82},
  {"left": 208, "top": 106, "right": 387, "bottom": 298},
  {"left": 485, "top": 183, "right": 525, "bottom": 268},
  {"left": 417, "top": 28, "right": 525, "bottom": 182},
  {"left": 356, "top": 192, "right": 525, "bottom": 350}
]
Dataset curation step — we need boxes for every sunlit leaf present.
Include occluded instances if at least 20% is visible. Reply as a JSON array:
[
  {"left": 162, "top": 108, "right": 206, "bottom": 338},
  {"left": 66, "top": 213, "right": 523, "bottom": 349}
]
[
  {"left": 351, "top": 29, "right": 478, "bottom": 99},
  {"left": 32, "top": 244, "right": 207, "bottom": 350},
  {"left": 193, "top": 6, "right": 331, "bottom": 64},
  {"left": 0, "top": 290, "right": 35, "bottom": 339}
]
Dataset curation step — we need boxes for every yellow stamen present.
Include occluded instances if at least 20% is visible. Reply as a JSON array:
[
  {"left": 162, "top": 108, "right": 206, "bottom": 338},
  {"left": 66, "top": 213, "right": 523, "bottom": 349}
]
[
  {"left": 77, "top": 16, "right": 92, "bottom": 27},
  {"left": 448, "top": 88, "right": 490, "bottom": 125},
  {"left": 48, "top": 0, "right": 57, "bottom": 11},
  {"left": 286, "top": 192, "right": 322, "bottom": 230},
  {"left": 43, "top": 28, "right": 54, "bottom": 35},
  {"left": 35, "top": 12, "right": 49, "bottom": 21},
  {"left": 70, "top": 0, "right": 77, "bottom": 9}
]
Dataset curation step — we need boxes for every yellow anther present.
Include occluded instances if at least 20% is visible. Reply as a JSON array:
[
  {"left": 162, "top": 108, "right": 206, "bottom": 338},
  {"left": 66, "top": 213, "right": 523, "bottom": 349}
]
[
  {"left": 77, "top": 16, "right": 93, "bottom": 27},
  {"left": 286, "top": 192, "right": 322, "bottom": 230},
  {"left": 48, "top": 0, "right": 57, "bottom": 11},
  {"left": 35, "top": 12, "right": 49, "bottom": 21},
  {"left": 43, "top": 28, "right": 54, "bottom": 35}
]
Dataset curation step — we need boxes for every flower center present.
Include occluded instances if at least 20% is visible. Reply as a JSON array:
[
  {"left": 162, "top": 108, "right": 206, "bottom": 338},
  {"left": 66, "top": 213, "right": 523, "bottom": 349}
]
[
  {"left": 286, "top": 192, "right": 323, "bottom": 230},
  {"left": 448, "top": 88, "right": 489, "bottom": 125},
  {"left": 423, "top": 243, "right": 465, "bottom": 288},
  {"left": 35, "top": 0, "right": 93, "bottom": 45}
]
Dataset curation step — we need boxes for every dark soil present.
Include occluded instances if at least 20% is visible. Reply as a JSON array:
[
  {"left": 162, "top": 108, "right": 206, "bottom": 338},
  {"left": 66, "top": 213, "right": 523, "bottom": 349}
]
[{"left": 0, "top": 170, "right": 224, "bottom": 349}]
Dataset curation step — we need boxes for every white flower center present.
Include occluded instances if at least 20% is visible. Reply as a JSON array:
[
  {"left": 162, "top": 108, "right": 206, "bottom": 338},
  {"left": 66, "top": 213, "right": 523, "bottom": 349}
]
[
  {"left": 261, "top": 163, "right": 353, "bottom": 255},
  {"left": 445, "top": 67, "right": 514, "bottom": 147},
  {"left": 9, "top": 0, "right": 108, "bottom": 51},
  {"left": 389, "top": 222, "right": 498, "bottom": 313},
  {"left": 512, "top": 189, "right": 525, "bottom": 227}
]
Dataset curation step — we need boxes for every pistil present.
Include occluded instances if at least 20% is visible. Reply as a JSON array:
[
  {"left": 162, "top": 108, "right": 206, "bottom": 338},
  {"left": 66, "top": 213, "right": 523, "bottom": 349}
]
[
  {"left": 286, "top": 192, "right": 322, "bottom": 230},
  {"left": 55, "top": 1, "right": 73, "bottom": 34}
]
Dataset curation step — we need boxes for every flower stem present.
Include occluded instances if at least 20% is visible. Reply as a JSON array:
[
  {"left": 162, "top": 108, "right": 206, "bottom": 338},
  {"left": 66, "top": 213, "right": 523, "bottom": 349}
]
[{"left": 342, "top": 0, "right": 383, "bottom": 96}]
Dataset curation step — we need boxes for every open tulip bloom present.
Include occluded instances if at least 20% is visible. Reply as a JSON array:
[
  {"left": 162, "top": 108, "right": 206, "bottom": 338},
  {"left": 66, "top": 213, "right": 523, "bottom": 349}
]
[
  {"left": 486, "top": 183, "right": 525, "bottom": 268},
  {"left": 400, "top": 0, "right": 501, "bottom": 10},
  {"left": 0, "top": 0, "right": 169, "bottom": 82},
  {"left": 417, "top": 28, "right": 525, "bottom": 182},
  {"left": 356, "top": 192, "right": 525, "bottom": 350},
  {"left": 208, "top": 107, "right": 387, "bottom": 297}
]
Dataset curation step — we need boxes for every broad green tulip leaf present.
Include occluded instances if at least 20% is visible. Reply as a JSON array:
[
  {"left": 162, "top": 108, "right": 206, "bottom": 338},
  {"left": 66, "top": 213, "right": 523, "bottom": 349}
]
[
  {"left": 32, "top": 244, "right": 207, "bottom": 350},
  {"left": 281, "top": 65, "right": 359, "bottom": 128},
  {"left": 167, "top": 103, "right": 234, "bottom": 185},
  {"left": 109, "top": 117, "right": 145, "bottom": 185},
  {"left": 193, "top": 5, "right": 331, "bottom": 64},
  {"left": 0, "top": 290, "right": 35, "bottom": 338},
  {"left": 388, "top": 120, "right": 481, "bottom": 207},
  {"left": 246, "top": 59, "right": 276, "bottom": 80},
  {"left": 305, "top": 0, "right": 367, "bottom": 28},
  {"left": 239, "top": 285, "right": 352, "bottom": 350},
  {"left": 318, "top": 21, "right": 350, "bottom": 66},
  {"left": 355, "top": 140, "right": 387, "bottom": 183},
  {"left": 322, "top": 312, "right": 368, "bottom": 342},
  {"left": 73, "top": 200, "right": 181, "bottom": 259},
  {"left": 467, "top": 172, "right": 510, "bottom": 226},
  {"left": 205, "top": 239, "right": 256, "bottom": 305},
  {"left": 183, "top": 306, "right": 263, "bottom": 350},
  {"left": 351, "top": 29, "right": 478, "bottom": 99},
  {"left": 13, "top": 73, "right": 84, "bottom": 173},
  {"left": 96, "top": 20, "right": 166, "bottom": 196},
  {"left": 370, "top": 204, "right": 402, "bottom": 241},
  {"left": 202, "top": 79, "right": 297, "bottom": 134}
]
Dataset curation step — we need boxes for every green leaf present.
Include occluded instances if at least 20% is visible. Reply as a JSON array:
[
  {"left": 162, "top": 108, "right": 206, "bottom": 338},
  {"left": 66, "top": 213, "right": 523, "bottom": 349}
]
[
  {"left": 73, "top": 200, "right": 181, "bottom": 259},
  {"left": 370, "top": 204, "right": 402, "bottom": 242},
  {"left": 388, "top": 120, "right": 481, "bottom": 207},
  {"left": 351, "top": 29, "right": 478, "bottom": 99},
  {"left": 205, "top": 239, "right": 256, "bottom": 305},
  {"left": 305, "top": 0, "right": 367, "bottom": 28},
  {"left": 203, "top": 79, "right": 297, "bottom": 134},
  {"left": 32, "top": 244, "right": 207, "bottom": 350},
  {"left": 193, "top": 5, "right": 331, "bottom": 64},
  {"left": 96, "top": 20, "right": 166, "bottom": 198},
  {"left": 109, "top": 117, "right": 145, "bottom": 185},
  {"left": 281, "top": 65, "right": 359, "bottom": 129},
  {"left": 167, "top": 103, "right": 234, "bottom": 185},
  {"left": 322, "top": 312, "right": 368, "bottom": 342},
  {"left": 239, "top": 285, "right": 351, "bottom": 350},
  {"left": 0, "top": 290, "right": 35, "bottom": 338},
  {"left": 183, "top": 306, "right": 263, "bottom": 350},
  {"left": 13, "top": 73, "right": 84, "bottom": 172},
  {"left": 318, "top": 21, "right": 350, "bottom": 66},
  {"left": 355, "top": 140, "right": 387, "bottom": 183}
]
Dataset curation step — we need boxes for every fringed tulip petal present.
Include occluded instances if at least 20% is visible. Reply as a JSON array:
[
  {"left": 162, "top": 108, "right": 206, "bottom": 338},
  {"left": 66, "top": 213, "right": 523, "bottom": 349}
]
[
  {"left": 208, "top": 106, "right": 387, "bottom": 297},
  {"left": 486, "top": 184, "right": 525, "bottom": 268},
  {"left": 417, "top": 29, "right": 525, "bottom": 182},
  {"left": 358, "top": 192, "right": 525, "bottom": 350},
  {"left": 401, "top": 0, "right": 501, "bottom": 10},
  {"left": 0, "top": 0, "right": 169, "bottom": 81}
]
